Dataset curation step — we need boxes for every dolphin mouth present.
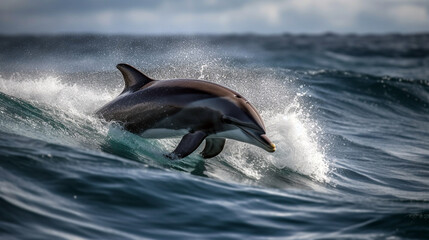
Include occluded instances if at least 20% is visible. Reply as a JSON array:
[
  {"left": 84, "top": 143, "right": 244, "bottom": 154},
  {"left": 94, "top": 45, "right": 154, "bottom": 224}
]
[
  {"left": 239, "top": 127, "right": 276, "bottom": 152},
  {"left": 260, "top": 134, "right": 276, "bottom": 152}
]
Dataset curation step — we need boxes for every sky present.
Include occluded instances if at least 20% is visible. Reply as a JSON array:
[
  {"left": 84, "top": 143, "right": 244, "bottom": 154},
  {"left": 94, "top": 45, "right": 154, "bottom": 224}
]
[{"left": 0, "top": 0, "right": 428, "bottom": 34}]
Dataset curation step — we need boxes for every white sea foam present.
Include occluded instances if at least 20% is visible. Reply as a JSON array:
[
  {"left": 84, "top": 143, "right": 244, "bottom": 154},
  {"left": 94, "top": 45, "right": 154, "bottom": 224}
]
[
  {"left": 0, "top": 75, "right": 118, "bottom": 147},
  {"left": 0, "top": 75, "right": 117, "bottom": 116},
  {"left": 265, "top": 109, "right": 330, "bottom": 183},
  {"left": 214, "top": 107, "right": 330, "bottom": 183}
]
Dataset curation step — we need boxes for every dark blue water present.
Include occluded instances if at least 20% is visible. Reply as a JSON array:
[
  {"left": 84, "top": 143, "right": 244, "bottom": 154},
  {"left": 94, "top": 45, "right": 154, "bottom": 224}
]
[{"left": 1, "top": 34, "right": 429, "bottom": 239}]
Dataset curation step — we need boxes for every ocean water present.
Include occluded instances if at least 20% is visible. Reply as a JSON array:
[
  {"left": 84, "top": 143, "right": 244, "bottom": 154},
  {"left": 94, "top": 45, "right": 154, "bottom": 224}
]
[{"left": 0, "top": 34, "right": 428, "bottom": 239}]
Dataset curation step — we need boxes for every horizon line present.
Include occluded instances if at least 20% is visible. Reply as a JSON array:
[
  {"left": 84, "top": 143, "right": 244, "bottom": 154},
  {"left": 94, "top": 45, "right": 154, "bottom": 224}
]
[{"left": 1, "top": 31, "right": 429, "bottom": 37}]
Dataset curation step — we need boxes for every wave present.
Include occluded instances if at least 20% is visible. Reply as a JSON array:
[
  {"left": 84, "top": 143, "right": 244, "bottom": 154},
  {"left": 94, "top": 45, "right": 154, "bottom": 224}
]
[
  {"left": 303, "top": 69, "right": 429, "bottom": 118},
  {"left": 0, "top": 72, "right": 330, "bottom": 187},
  {"left": 0, "top": 75, "right": 112, "bottom": 149},
  {"left": 2, "top": 34, "right": 429, "bottom": 239}
]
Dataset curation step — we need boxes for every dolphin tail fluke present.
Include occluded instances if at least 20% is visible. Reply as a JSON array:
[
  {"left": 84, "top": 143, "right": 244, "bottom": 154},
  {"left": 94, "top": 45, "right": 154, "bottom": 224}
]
[
  {"left": 117, "top": 63, "right": 154, "bottom": 93},
  {"left": 165, "top": 131, "right": 207, "bottom": 159},
  {"left": 201, "top": 138, "right": 226, "bottom": 159}
]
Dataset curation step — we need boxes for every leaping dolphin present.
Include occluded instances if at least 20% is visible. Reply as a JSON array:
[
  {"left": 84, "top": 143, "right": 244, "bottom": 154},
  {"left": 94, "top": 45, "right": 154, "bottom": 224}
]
[{"left": 96, "top": 63, "right": 276, "bottom": 159}]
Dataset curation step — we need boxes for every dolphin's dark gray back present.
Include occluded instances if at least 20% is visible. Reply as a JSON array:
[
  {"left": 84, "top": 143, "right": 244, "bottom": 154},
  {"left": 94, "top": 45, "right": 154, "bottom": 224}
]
[{"left": 97, "top": 64, "right": 265, "bottom": 131}]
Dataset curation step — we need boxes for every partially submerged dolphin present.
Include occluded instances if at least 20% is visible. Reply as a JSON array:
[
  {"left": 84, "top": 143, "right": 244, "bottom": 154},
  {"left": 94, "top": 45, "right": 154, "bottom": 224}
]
[{"left": 96, "top": 63, "right": 276, "bottom": 159}]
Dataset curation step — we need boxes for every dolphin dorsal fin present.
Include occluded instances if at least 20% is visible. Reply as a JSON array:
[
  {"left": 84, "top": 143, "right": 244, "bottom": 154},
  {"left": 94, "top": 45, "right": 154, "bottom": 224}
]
[{"left": 116, "top": 63, "right": 154, "bottom": 93}]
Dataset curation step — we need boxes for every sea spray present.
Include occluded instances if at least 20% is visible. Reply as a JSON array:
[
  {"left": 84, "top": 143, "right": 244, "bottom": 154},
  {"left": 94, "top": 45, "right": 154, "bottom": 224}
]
[
  {"left": 0, "top": 75, "right": 116, "bottom": 115},
  {"left": 265, "top": 110, "right": 329, "bottom": 183},
  {"left": 0, "top": 75, "right": 116, "bottom": 148}
]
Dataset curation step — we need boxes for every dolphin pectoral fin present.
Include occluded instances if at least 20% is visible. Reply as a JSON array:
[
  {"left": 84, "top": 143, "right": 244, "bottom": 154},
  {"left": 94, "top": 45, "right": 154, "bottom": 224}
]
[
  {"left": 201, "top": 138, "right": 226, "bottom": 159},
  {"left": 166, "top": 131, "right": 207, "bottom": 159}
]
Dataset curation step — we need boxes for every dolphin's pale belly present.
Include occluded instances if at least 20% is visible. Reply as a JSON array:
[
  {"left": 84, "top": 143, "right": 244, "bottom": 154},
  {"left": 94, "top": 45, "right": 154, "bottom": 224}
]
[
  {"left": 139, "top": 128, "right": 189, "bottom": 138},
  {"left": 210, "top": 129, "right": 253, "bottom": 143},
  {"left": 140, "top": 127, "right": 251, "bottom": 144}
]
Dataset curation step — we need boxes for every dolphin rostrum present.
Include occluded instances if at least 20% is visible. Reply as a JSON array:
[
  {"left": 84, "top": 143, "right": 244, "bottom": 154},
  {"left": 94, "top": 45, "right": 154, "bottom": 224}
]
[{"left": 96, "top": 63, "right": 276, "bottom": 159}]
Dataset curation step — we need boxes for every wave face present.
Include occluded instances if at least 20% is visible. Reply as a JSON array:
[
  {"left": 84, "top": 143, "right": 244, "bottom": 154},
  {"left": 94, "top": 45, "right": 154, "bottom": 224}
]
[{"left": 1, "top": 34, "right": 429, "bottom": 239}]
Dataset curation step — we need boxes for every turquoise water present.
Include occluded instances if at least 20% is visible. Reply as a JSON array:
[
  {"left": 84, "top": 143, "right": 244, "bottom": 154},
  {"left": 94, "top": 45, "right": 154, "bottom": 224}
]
[{"left": 1, "top": 34, "right": 429, "bottom": 239}]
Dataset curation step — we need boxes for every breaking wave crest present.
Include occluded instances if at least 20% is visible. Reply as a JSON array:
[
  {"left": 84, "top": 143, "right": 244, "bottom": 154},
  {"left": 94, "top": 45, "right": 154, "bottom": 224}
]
[{"left": 0, "top": 70, "right": 330, "bottom": 186}]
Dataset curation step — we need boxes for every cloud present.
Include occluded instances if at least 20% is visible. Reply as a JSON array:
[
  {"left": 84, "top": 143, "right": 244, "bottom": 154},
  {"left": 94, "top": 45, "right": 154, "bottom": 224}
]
[
  {"left": 388, "top": 4, "right": 428, "bottom": 24},
  {"left": 0, "top": 0, "right": 428, "bottom": 34}
]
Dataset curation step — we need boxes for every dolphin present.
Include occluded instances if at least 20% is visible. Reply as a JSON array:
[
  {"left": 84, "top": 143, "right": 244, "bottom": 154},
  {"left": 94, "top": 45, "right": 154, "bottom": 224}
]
[{"left": 96, "top": 63, "right": 276, "bottom": 159}]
